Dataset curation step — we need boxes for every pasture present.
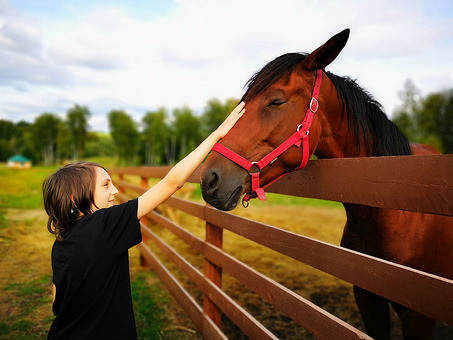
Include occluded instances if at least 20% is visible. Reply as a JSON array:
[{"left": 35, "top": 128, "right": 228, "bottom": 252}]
[
  {"left": 0, "top": 165, "right": 187, "bottom": 339},
  {"left": 0, "top": 165, "right": 451, "bottom": 339}
]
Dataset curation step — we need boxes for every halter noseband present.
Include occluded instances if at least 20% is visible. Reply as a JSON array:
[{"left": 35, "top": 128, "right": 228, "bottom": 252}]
[{"left": 212, "top": 69, "right": 323, "bottom": 207}]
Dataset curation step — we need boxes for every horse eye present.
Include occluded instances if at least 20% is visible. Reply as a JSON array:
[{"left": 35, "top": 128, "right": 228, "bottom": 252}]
[{"left": 267, "top": 99, "right": 286, "bottom": 107}]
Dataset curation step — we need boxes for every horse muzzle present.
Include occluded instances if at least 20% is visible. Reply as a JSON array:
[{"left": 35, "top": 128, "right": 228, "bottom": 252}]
[{"left": 200, "top": 165, "right": 247, "bottom": 211}]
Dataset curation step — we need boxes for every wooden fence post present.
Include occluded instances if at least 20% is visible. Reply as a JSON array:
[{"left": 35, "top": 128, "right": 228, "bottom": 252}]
[
  {"left": 140, "top": 176, "right": 150, "bottom": 267},
  {"left": 118, "top": 173, "right": 124, "bottom": 192},
  {"left": 204, "top": 220, "right": 223, "bottom": 327}
]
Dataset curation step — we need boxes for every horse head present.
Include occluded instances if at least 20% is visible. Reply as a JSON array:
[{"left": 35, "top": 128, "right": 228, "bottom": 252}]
[{"left": 201, "top": 29, "right": 350, "bottom": 211}]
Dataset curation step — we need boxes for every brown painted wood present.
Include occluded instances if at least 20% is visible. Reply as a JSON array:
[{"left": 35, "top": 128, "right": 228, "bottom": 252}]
[
  {"left": 119, "top": 190, "right": 453, "bottom": 325},
  {"left": 141, "top": 224, "right": 278, "bottom": 339},
  {"left": 205, "top": 207, "right": 453, "bottom": 325},
  {"left": 136, "top": 242, "right": 227, "bottom": 340},
  {"left": 266, "top": 155, "right": 453, "bottom": 216},
  {"left": 203, "top": 222, "right": 223, "bottom": 326},
  {"left": 112, "top": 154, "right": 453, "bottom": 337},
  {"left": 142, "top": 213, "right": 370, "bottom": 339},
  {"left": 111, "top": 154, "right": 453, "bottom": 215},
  {"left": 139, "top": 177, "right": 150, "bottom": 267},
  {"left": 109, "top": 166, "right": 173, "bottom": 179}
]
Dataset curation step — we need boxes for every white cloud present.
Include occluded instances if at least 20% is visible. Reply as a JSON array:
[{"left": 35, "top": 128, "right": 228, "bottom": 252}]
[{"left": 0, "top": 0, "right": 452, "bottom": 130}]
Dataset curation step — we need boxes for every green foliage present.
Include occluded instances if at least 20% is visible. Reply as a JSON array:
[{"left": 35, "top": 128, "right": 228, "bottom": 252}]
[
  {"left": 85, "top": 132, "right": 115, "bottom": 158},
  {"left": 393, "top": 80, "right": 452, "bottom": 153},
  {"left": 66, "top": 104, "right": 91, "bottom": 160},
  {"left": 200, "top": 98, "right": 238, "bottom": 135},
  {"left": 1, "top": 97, "right": 242, "bottom": 166},
  {"left": 108, "top": 109, "right": 140, "bottom": 165},
  {"left": 173, "top": 106, "right": 202, "bottom": 160},
  {"left": 141, "top": 108, "right": 171, "bottom": 165},
  {"left": 32, "top": 113, "right": 62, "bottom": 166}
]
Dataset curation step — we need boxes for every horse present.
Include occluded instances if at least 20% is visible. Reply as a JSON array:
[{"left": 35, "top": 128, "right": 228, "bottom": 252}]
[{"left": 200, "top": 29, "right": 453, "bottom": 340}]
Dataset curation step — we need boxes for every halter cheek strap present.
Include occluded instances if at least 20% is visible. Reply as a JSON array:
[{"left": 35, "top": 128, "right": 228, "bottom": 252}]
[{"left": 211, "top": 69, "right": 323, "bottom": 206}]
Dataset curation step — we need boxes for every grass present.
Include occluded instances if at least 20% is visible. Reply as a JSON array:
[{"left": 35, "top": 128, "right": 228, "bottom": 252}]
[
  {"left": 0, "top": 164, "right": 197, "bottom": 339},
  {"left": 0, "top": 162, "right": 347, "bottom": 339},
  {"left": 3, "top": 163, "right": 449, "bottom": 339},
  {"left": 0, "top": 167, "right": 55, "bottom": 209}
]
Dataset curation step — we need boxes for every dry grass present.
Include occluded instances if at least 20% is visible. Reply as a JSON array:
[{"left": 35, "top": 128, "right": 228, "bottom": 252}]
[
  {"left": 147, "top": 202, "right": 367, "bottom": 339},
  {"left": 2, "top": 166, "right": 451, "bottom": 339},
  {"left": 0, "top": 209, "right": 54, "bottom": 338},
  {"left": 149, "top": 201, "right": 452, "bottom": 339}
]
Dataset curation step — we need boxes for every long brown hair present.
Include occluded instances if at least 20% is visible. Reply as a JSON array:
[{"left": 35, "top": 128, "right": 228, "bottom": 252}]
[{"left": 43, "top": 162, "right": 105, "bottom": 240}]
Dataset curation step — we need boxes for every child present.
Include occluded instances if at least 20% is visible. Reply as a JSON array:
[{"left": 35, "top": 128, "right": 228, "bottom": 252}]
[{"left": 43, "top": 102, "right": 245, "bottom": 339}]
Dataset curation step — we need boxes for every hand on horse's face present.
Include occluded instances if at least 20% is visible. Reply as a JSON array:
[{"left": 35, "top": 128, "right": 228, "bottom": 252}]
[{"left": 214, "top": 102, "right": 246, "bottom": 139}]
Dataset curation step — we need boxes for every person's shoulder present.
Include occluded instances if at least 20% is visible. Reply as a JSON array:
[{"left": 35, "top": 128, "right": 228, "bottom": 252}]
[{"left": 98, "top": 198, "right": 138, "bottom": 216}]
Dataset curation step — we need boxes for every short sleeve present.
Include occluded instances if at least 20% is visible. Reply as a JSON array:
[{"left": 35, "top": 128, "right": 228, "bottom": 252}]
[{"left": 99, "top": 198, "right": 142, "bottom": 256}]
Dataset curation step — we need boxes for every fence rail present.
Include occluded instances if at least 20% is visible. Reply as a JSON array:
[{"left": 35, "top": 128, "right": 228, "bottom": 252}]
[{"left": 109, "top": 154, "right": 453, "bottom": 339}]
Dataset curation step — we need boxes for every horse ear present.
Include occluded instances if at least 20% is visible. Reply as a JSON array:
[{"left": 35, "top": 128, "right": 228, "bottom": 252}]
[{"left": 303, "top": 29, "right": 350, "bottom": 71}]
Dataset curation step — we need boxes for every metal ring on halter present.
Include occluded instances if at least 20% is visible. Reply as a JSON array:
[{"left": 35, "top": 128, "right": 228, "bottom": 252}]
[
  {"left": 248, "top": 161, "right": 260, "bottom": 174},
  {"left": 297, "top": 124, "right": 309, "bottom": 135}
]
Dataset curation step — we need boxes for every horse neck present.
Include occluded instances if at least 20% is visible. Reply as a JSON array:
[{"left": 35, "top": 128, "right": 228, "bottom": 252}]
[
  {"left": 312, "top": 81, "right": 379, "bottom": 243},
  {"left": 314, "top": 81, "right": 368, "bottom": 159}
]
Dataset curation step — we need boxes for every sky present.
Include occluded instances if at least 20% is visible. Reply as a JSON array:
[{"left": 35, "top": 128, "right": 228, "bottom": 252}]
[{"left": 1, "top": 0, "right": 452, "bottom": 132}]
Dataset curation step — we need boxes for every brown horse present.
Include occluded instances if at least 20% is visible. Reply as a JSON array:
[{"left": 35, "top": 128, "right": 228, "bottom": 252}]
[{"left": 200, "top": 29, "right": 453, "bottom": 340}]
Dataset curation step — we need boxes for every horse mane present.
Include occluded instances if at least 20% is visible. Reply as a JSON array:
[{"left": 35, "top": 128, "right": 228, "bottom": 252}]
[
  {"left": 326, "top": 72, "right": 412, "bottom": 156},
  {"left": 242, "top": 53, "right": 412, "bottom": 157}
]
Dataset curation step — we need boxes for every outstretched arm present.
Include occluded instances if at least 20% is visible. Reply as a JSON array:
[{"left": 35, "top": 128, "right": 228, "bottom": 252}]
[{"left": 137, "top": 102, "right": 245, "bottom": 219}]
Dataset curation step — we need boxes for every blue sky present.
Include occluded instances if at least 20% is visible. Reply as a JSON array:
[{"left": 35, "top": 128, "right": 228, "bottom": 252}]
[{"left": 1, "top": 0, "right": 452, "bottom": 132}]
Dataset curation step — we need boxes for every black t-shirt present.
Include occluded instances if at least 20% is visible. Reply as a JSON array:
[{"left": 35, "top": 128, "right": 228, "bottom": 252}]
[{"left": 48, "top": 199, "right": 142, "bottom": 340}]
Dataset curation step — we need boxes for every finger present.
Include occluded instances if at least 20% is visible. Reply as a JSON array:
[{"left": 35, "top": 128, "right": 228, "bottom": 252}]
[{"left": 233, "top": 102, "right": 245, "bottom": 113}]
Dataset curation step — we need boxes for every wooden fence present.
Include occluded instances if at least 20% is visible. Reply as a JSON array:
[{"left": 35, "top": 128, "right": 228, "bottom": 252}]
[{"left": 109, "top": 154, "right": 453, "bottom": 339}]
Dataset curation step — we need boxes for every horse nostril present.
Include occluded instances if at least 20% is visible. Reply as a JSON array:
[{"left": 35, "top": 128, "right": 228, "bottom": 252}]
[{"left": 203, "top": 169, "right": 221, "bottom": 195}]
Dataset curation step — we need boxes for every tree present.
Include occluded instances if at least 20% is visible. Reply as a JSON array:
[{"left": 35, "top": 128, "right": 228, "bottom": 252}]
[
  {"left": 172, "top": 106, "right": 202, "bottom": 161},
  {"left": 0, "top": 120, "right": 16, "bottom": 141},
  {"left": 418, "top": 90, "right": 453, "bottom": 153},
  {"left": 108, "top": 110, "right": 139, "bottom": 165},
  {"left": 0, "top": 120, "right": 15, "bottom": 161},
  {"left": 392, "top": 79, "right": 421, "bottom": 142},
  {"left": 66, "top": 104, "right": 91, "bottom": 161},
  {"left": 32, "top": 113, "right": 62, "bottom": 166},
  {"left": 439, "top": 91, "right": 453, "bottom": 153},
  {"left": 393, "top": 79, "right": 453, "bottom": 153},
  {"left": 14, "top": 121, "right": 38, "bottom": 163},
  {"left": 141, "top": 108, "right": 170, "bottom": 165},
  {"left": 85, "top": 132, "right": 115, "bottom": 159},
  {"left": 200, "top": 98, "right": 239, "bottom": 137}
]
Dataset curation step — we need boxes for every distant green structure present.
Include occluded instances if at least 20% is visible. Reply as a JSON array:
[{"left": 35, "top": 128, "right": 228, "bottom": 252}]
[{"left": 7, "top": 154, "right": 32, "bottom": 168}]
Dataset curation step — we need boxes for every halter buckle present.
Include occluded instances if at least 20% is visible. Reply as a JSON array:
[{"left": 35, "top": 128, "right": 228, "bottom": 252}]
[{"left": 310, "top": 98, "right": 319, "bottom": 113}]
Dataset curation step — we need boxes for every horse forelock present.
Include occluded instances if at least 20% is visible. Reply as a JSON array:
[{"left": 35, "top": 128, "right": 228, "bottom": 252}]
[
  {"left": 241, "top": 53, "right": 308, "bottom": 102},
  {"left": 241, "top": 51, "right": 411, "bottom": 157}
]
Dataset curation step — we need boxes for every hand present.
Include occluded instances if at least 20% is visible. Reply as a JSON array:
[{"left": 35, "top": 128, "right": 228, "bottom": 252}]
[{"left": 215, "top": 102, "right": 246, "bottom": 139}]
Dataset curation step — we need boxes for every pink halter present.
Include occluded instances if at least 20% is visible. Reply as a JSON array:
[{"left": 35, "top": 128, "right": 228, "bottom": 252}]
[{"left": 212, "top": 69, "right": 323, "bottom": 206}]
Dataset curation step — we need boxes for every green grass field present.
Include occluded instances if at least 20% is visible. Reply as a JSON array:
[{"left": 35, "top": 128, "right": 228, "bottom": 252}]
[
  {"left": 0, "top": 165, "right": 192, "bottom": 339},
  {"left": 0, "top": 163, "right": 351, "bottom": 339},
  {"left": 4, "top": 163, "right": 450, "bottom": 339}
]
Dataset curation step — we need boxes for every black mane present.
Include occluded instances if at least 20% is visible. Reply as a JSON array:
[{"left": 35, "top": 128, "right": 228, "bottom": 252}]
[{"left": 242, "top": 53, "right": 411, "bottom": 157}]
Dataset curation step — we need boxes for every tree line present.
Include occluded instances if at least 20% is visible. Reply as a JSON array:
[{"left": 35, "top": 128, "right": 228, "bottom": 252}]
[
  {"left": 0, "top": 98, "right": 239, "bottom": 166},
  {"left": 0, "top": 82, "right": 451, "bottom": 166},
  {"left": 392, "top": 80, "right": 452, "bottom": 153}
]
